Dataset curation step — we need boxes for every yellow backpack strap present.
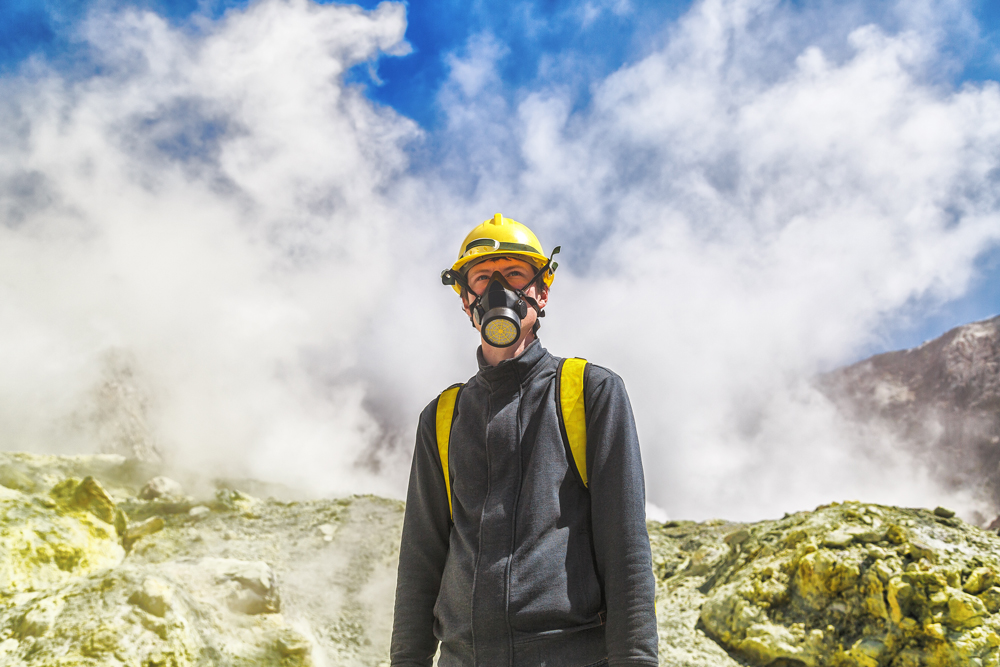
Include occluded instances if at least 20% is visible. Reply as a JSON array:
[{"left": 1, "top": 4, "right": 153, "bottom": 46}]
[
  {"left": 558, "top": 358, "right": 589, "bottom": 488},
  {"left": 435, "top": 384, "right": 463, "bottom": 521}
]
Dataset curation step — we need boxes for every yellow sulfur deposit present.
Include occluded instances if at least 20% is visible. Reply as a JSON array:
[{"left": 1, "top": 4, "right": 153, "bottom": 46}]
[
  {"left": 697, "top": 502, "right": 1000, "bottom": 667},
  {"left": 0, "top": 479, "right": 124, "bottom": 598},
  {"left": 0, "top": 453, "right": 402, "bottom": 667},
  {"left": 4, "top": 452, "right": 1000, "bottom": 666}
]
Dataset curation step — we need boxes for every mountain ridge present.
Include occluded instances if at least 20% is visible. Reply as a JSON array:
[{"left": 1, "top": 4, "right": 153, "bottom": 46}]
[{"left": 822, "top": 314, "right": 1000, "bottom": 519}]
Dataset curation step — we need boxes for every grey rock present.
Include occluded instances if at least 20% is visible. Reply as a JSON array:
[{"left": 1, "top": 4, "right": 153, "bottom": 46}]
[
  {"left": 188, "top": 558, "right": 281, "bottom": 615},
  {"left": 139, "top": 476, "right": 185, "bottom": 500},
  {"left": 85, "top": 349, "right": 162, "bottom": 463}
]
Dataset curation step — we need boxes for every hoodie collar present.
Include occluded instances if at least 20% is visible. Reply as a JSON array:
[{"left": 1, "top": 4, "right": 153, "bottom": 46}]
[{"left": 476, "top": 338, "right": 548, "bottom": 385}]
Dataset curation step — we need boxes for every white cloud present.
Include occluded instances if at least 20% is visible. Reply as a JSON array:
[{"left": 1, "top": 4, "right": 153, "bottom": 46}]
[
  {"left": 0, "top": 0, "right": 416, "bottom": 495},
  {"left": 434, "top": 0, "right": 1000, "bottom": 519},
  {"left": 1, "top": 0, "right": 999, "bottom": 521},
  {"left": 645, "top": 502, "right": 669, "bottom": 523},
  {"left": 443, "top": 33, "right": 508, "bottom": 99}
]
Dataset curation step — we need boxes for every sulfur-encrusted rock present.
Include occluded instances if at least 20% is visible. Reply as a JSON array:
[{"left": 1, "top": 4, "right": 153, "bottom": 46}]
[
  {"left": 1, "top": 561, "right": 311, "bottom": 667},
  {"left": 123, "top": 516, "right": 165, "bottom": 551},
  {"left": 648, "top": 519, "right": 744, "bottom": 666},
  {"left": 0, "top": 454, "right": 403, "bottom": 667},
  {"left": 0, "top": 483, "right": 124, "bottom": 597},
  {"left": 697, "top": 501, "right": 1000, "bottom": 667},
  {"left": 10, "top": 453, "right": 1000, "bottom": 666},
  {"left": 0, "top": 464, "right": 37, "bottom": 494},
  {"left": 128, "top": 576, "right": 174, "bottom": 617}
]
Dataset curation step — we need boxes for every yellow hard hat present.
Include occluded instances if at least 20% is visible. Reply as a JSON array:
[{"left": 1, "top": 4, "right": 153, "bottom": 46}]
[{"left": 445, "top": 213, "right": 557, "bottom": 294}]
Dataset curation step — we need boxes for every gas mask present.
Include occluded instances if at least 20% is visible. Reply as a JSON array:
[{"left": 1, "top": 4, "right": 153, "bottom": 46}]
[
  {"left": 470, "top": 272, "right": 532, "bottom": 347},
  {"left": 442, "top": 248, "right": 559, "bottom": 348}
]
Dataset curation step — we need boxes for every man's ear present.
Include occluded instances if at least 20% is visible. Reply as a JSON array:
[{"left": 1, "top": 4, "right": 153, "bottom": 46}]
[{"left": 535, "top": 284, "right": 549, "bottom": 310}]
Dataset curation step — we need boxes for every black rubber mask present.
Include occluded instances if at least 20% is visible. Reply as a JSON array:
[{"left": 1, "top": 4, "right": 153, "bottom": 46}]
[{"left": 471, "top": 272, "right": 530, "bottom": 348}]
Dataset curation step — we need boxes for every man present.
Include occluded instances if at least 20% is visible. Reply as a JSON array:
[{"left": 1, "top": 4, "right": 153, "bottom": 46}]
[{"left": 391, "top": 213, "right": 657, "bottom": 667}]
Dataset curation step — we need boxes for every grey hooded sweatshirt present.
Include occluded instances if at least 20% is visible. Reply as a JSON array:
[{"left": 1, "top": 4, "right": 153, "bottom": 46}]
[{"left": 391, "top": 341, "right": 657, "bottom": 667}]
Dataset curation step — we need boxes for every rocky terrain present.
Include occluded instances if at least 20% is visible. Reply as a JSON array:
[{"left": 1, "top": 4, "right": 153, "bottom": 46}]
[
  {"left": 0, "top": 452, "right": 401, "bottom": 666},
  {"left": 822, "top": 315, "right": 1000, "bottom": 516},
  {"left": 659, "top": 504, "right": 1000, "bottom": 667},
  {"left": 5, "top": 452, "right": 1000, "bottom": 666}
]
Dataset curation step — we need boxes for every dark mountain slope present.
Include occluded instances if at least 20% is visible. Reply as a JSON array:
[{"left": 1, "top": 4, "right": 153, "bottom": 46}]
[{"left": 822, "top": 315, "right": 1000, "bottom": 513}]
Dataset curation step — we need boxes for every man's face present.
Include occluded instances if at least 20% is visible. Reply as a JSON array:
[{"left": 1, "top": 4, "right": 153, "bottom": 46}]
[{"left": 461, "top": 257, "right": 549, "bottom": 337}]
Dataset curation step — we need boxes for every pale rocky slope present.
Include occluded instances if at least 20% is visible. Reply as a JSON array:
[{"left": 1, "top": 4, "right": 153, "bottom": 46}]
[{"left": 4, "top": 452, "right": 1000, "bottom": 666}]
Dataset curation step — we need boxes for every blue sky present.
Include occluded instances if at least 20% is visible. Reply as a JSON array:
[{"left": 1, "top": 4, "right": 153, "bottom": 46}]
[{"left": 6, "top": 0, "right": 1000, "bottom": 109}]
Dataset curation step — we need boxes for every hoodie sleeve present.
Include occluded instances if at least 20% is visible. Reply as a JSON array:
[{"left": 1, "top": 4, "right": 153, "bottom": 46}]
[
  {"left": 585, "top": 366, "right": 659, "bottom": 666},
  {"left": 390, "top": 400, "right": 452, "bottom": 667}
]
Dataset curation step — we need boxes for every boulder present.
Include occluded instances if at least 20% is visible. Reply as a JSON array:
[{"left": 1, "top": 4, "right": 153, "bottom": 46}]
[
  {"left": 0, "top": 480, "right": 124, "bottom": 597},
  {"left": 139, "top": 476, "right": 185, "bottom": 501},
  {"left": 161, "top": 557, "right": 281, "bottom": 615},
  {"left": 696, "top": 501, "right": 1000, "bottom": 667}
]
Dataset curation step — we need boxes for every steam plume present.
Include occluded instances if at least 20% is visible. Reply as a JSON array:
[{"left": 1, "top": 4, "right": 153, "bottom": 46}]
[{"left": 2, "top": 0, "right": 999, "bottom": 520}]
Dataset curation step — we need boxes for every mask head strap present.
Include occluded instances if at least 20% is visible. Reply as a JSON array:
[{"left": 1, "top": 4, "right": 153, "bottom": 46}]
[{"left": 521, "top": 246, "right": 560, "bottom": 317}]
